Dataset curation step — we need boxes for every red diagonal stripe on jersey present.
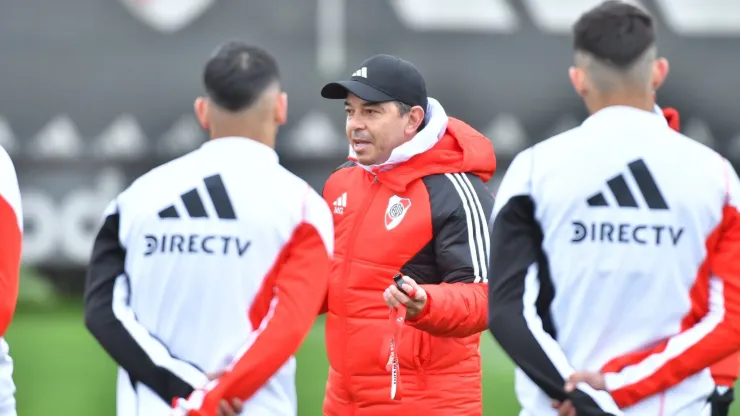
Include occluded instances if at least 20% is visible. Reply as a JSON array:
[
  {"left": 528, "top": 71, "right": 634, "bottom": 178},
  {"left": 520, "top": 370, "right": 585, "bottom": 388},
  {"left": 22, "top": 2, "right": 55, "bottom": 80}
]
[
  {"left": 604, "top": 204, "right": 740, "bottom": 408},
  {"left": 186, "top": 221, "right": 330, "bottom": 415}
]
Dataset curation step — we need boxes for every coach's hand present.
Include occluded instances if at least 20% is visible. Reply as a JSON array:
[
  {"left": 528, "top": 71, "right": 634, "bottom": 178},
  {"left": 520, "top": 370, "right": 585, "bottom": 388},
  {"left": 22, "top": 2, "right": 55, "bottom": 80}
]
[{"left": 383, "top": 275, "right": 427, "bottom": 319}]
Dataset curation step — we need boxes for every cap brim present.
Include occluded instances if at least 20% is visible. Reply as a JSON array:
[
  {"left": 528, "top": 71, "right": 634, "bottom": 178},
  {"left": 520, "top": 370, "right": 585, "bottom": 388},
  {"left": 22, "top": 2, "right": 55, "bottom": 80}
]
[{"left": 320, "top": 80, "right": 396, "bottom": 103}]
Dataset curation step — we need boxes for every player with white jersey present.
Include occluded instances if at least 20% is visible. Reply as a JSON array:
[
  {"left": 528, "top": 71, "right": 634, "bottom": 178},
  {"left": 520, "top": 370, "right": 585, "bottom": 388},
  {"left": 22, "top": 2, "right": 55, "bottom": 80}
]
[
  {"left": 0, "top": 145, "right": 22, "bottom": 416},
  {"left": 487, "top": 2, "right": 740, "bottom": 416},
  {"left": 84, "top": 42, "right": 333, "bottom": 416}
]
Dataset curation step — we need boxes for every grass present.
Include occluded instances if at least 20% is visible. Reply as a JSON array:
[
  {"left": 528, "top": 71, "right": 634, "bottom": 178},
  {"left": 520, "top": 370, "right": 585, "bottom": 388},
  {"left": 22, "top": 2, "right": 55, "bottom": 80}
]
[
  {"left": 6, "top": 302, "right": 518, "bottom": 415},
  {"left": 6, "top": 303, "right": 740, "bottom": 415}
]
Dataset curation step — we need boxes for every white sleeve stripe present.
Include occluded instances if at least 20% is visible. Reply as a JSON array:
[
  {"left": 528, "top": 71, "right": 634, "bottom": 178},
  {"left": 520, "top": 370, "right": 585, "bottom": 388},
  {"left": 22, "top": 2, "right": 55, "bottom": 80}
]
[
  {"left": 522, "top": 263, "right": 572, "bottom": 377},
  {"left": 444, "top": 173, "right": 487, "bottom": 283},
  {"left": 111, "top": 274, "right": 208, "bottom": 389},
  {"left": 604, "top": 276, "right": 725, "bottom": 391},
  {"left": 458, "top": 173, "right": 492, "bottom": 275},
  {"left": 227, "top": 291, "right": 278, "bottom": 371},
  {"left": 522, "top": 264, "right": 620, "bottom": 412},
  {"left": 452, "top": 173, "right": 489, "bottom": 282},
  {"left": 443, "top": 173, "right": 481, "bottom": 281},
  {"left": 198, "top": 288, "right": 281, "bottom": 397}
]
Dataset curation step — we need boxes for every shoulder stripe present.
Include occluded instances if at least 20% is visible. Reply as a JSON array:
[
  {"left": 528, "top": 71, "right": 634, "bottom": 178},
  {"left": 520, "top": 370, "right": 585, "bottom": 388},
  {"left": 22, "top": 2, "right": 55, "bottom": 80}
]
[
  {"left": 444, "top": 173, "right": 489, "bottom": 283},
  {"left": 459, "top": 173, "right": 491, "bottom": 277}
]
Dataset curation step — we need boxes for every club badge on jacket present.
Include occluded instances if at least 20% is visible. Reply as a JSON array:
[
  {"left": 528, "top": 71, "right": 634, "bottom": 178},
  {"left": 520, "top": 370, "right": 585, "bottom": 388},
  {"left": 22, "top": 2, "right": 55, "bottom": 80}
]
[{"left": 385, "top": 196, "right": 411, "bottom": 230}]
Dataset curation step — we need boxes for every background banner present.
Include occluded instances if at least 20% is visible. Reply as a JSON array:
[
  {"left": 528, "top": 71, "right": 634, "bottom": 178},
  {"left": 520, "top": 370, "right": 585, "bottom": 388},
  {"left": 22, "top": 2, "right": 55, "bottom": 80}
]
[{"left": 3, "top": 0, "right": 739, "bottom": 271}]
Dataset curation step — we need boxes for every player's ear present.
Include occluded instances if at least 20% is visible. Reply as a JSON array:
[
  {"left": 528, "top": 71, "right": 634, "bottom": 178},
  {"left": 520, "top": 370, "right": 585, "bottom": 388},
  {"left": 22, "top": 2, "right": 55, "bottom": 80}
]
[
  {"left": 651, "top": 57, "right": 670, "bottom": 90},
  {"left": 193, "top": 97, "right": 210, "bottom": 130},
  {"left": 568, "top": 66, "right": 587, "bottom": 97},
  {"left": 274, "top": 92, "right": 288, "bottom": 126}
]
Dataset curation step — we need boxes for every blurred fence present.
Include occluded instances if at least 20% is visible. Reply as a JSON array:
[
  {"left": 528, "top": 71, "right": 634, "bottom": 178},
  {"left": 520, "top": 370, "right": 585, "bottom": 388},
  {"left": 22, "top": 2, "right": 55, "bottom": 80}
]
[{"left": 3, "top": 0, "right": 740, "bottom": 289}]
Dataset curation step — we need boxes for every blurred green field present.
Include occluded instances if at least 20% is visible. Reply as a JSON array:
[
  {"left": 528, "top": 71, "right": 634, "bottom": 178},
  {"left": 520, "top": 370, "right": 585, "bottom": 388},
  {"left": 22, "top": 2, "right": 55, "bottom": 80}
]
[
  {"left": 6, "top": 302, "right": 519, "bottom": 415},
  {"left": 7, "top": 302, "right": 740, "bottom": 415}
]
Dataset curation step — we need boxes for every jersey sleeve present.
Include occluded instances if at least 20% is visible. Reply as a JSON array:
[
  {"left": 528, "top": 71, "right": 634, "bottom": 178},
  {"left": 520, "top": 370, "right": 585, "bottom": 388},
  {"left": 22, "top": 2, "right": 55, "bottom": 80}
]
[
  {"left": 172, "top": 186, "right": 333, "bottom": 416},
  {"left": 601, "top": 158, "right": 740, "bottom": 409},
  {"left": 0, "top": 148, "right": 22, "bottom": 337},
  {"left": 84, "top": 199, "right": 208, "bottom": 404},
  {"left": 710, "top": 352, "right": 739, "bottom": 388},
  {"left": 487, "top": 149, "right": 623, "bottom": 415},
  {"left": 405, "top": 173, "right": 492, "bottom": 338}
]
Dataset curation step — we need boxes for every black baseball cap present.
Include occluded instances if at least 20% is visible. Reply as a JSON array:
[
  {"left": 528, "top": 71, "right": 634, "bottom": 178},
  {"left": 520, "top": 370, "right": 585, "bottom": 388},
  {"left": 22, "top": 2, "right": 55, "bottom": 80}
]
[{"left": 321, "top": 54, "right": 428, "bottom": 112}]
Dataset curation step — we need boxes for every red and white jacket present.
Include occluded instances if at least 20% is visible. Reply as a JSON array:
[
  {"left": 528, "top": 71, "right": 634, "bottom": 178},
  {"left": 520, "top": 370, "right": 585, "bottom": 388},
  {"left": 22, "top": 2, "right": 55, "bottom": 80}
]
[{"left": 0, "top": 145, "right": 22, "bottom": 414}]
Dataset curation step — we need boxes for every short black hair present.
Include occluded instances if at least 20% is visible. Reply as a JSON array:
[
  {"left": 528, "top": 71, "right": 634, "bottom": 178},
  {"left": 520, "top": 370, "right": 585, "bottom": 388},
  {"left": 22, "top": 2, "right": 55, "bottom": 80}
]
[
  {"left": 393, "top": 101, "right": 425, "bottom": 132},
  {"left": 573, "top": 1, "right": 655, "bottom": 69},
  {"left": 203, "top": 41, "right": 280, "bottom": 112}
]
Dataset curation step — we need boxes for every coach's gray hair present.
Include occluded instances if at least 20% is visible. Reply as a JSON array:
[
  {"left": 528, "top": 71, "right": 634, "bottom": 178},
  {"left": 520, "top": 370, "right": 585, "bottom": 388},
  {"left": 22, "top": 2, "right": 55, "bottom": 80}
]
[
  {"left": 575, "top": 45, "right": 656, "bottom": 93},
  {"left": 394, "top": 101, "right": 412, "bottom": 116}
]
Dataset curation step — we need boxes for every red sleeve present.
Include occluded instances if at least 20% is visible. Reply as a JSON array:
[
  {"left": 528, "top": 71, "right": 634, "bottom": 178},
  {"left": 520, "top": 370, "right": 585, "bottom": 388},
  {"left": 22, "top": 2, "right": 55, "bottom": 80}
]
[
  {"left": 711, "top": 352, "right": 740, "bottom": 387},
  {"left": 0, "top": 194, "right": 21, "bottom": 337},
  {"left": 317, "top": 180, "right": 332, "bottom": 318},
  {"left": 406, "top": 282, "right": 488, "bottom": 337},
  {"left": 602, "top": 197, "right": 740, "bottom": 408},
  {"left": 176, "top": 221, "right": 331, "bottom": 416},
  {"left": 318, "top": 295, "right": 329, "bottom": 315}
]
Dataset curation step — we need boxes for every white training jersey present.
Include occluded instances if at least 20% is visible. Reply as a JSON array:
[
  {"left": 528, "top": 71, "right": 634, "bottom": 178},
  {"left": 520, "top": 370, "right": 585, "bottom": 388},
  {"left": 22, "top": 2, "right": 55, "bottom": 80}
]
[
  {"left": 487, "top": 106, "right": 740, "bottom": 416},
  {"left": 0, "top": 145, "right": 21, "bottom": 416},
  {"left": 83, "top": 137, "right": 333, "bottom": 416}
]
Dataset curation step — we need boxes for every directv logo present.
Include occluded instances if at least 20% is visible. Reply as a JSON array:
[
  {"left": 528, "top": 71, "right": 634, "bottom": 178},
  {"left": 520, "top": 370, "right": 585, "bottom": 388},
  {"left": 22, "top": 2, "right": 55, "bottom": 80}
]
[
  {"left": 571, "top": 221, "right": 684, "bottom": 246},
  {"left": 143, "top": 233, "right": 251, "bottom": 257}
]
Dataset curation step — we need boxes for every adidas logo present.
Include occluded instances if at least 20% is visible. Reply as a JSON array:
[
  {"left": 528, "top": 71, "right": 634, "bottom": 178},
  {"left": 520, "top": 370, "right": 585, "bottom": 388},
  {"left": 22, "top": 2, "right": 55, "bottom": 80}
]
[
  {"left": 333, "top": 192, "right": 347, "bottom": 214},
  {"left": 586, "top": 159, "right": 668, "bottom": 210},
  {"left": 158, "top": 174, "right": 237, "bottom": 219},
  {"left": 573, "top": 159, "right": 684, "bottom": 246},
  {"left": 351, "top": 67, "right": 367, "bottom": 78}
]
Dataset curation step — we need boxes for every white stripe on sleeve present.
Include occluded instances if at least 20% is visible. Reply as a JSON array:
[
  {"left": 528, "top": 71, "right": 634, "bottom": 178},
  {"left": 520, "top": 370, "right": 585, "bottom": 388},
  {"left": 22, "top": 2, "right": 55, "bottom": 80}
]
[
  {"left": 111, "top": 275, "right": 209, "bottom": 389},
  {"left": 444, "top": 173, "right": 488, "bottom": 283}
]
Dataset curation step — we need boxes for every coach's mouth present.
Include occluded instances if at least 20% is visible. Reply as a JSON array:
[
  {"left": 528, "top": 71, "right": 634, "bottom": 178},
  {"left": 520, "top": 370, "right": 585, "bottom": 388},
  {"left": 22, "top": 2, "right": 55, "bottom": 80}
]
[{"left": 352, "top": 139, "right": 372, "bottom": 153}]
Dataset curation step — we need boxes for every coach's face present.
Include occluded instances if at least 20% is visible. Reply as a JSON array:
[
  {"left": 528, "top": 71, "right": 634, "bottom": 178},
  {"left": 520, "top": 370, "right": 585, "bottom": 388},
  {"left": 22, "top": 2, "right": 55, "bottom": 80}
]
[{"left": 344, "top": 93, "right": 419, "bottom": 165}]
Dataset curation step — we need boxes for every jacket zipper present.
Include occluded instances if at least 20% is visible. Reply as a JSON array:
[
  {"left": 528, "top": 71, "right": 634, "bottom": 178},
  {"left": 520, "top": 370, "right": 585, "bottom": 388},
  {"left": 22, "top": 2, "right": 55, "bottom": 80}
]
[{"left": 342, "top": 173, "right": 380, "bottom": 402}]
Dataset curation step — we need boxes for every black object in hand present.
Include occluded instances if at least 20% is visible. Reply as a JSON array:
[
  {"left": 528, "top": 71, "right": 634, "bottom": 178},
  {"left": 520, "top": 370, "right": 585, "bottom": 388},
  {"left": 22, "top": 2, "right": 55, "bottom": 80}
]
[{"left": 392, "top": 273, "right": 410, "bottom": 297}]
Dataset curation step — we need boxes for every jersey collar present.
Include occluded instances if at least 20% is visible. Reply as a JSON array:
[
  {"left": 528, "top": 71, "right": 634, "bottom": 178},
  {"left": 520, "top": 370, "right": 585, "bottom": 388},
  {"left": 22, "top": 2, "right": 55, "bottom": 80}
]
[
  {"left": 200, "top": 137, "right": 279, "bottom": 164},
  {"left": 581, "top": 105, "right": 667, "bottom": 130}
]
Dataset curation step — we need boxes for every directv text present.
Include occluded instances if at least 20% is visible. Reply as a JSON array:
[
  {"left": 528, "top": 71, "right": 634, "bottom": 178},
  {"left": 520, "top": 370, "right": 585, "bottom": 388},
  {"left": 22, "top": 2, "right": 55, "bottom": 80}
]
[
  {"left": 571, "top": 221, "right": 684, "bottom": 246},
  {"left": 144, "top": 234, "right": 251, "bottom": 257}
]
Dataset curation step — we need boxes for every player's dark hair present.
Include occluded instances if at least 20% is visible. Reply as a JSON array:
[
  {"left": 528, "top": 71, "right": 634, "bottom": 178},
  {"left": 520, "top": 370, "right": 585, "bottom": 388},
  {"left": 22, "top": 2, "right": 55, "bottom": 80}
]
[
  {"left": 572, "top": 1, "right": 655, "bottom": 69},
  {"left": 203, "top": 41, "right": 281, "bottom": 112}
]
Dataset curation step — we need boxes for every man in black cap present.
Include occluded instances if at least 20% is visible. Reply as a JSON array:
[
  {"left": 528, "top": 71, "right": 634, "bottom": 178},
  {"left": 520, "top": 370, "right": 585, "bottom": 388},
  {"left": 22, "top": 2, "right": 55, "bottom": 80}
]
[
  {"left": 321, "top": 54, "right": 430, "bottom": 165},
  {"left": 318, "top": 54, "right": 497, "bottom": 415}
]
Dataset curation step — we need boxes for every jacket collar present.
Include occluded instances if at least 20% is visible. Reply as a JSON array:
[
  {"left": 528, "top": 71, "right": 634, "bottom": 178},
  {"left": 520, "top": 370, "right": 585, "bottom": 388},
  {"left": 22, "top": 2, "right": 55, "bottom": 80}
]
[{"left": 351, "top": 97, "right": 449, "bottom": 173}]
